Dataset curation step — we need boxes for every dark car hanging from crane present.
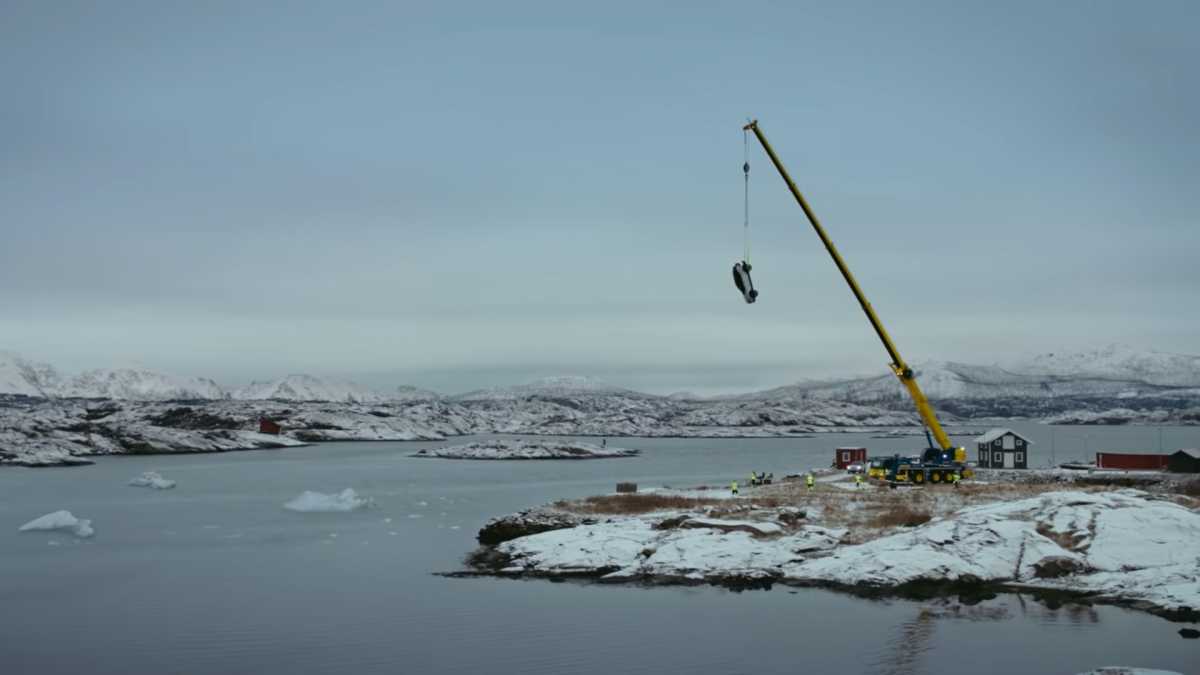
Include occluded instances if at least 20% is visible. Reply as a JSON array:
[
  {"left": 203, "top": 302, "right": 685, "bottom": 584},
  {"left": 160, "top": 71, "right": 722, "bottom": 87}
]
[
  {"left": 732, "top": 125, "right": 758, "bottom": 303},
  {"left": 737, "top": 119, "right": 969, "bottom": 483}
]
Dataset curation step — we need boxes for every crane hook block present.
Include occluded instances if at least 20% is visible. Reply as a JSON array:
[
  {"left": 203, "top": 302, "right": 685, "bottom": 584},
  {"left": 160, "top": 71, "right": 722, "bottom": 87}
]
[{"left": 732, "top": 261, "right": 758, "bottom": 304}]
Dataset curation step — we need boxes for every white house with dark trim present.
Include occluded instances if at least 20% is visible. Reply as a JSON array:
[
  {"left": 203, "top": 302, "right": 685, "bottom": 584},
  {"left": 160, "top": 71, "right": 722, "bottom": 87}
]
[{"left": 974, "top": 428, "right": 1032, "bottom": 469}]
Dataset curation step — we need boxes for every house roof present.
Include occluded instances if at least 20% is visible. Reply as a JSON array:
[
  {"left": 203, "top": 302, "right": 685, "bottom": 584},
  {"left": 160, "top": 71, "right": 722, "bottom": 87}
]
[
  {"left": 1172, "top": 448, "right": 1200, "bottom": 459},
  {"left": 973, "top": 427, "right": 1034, "bottom": 445}
]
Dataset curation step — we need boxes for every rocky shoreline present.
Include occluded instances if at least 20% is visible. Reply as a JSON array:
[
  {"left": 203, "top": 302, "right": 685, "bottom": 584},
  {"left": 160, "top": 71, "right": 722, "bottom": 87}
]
[
  {"left": 456, "top": 479, "right": 1200, "bottom": 622},
  {"left": 412, "top": 440, "right": 639, "bottom": 460},
  {"left": 0, "top": 395, "right": 929, "bottom": 467}
]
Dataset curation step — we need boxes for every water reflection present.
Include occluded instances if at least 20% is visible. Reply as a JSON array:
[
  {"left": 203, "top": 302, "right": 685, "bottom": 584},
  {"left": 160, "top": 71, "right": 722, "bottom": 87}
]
[
  {"left": 871, "top": 609, "right": 936, "bottom": 675},
  {"left": 868, "top": 594, "right": 1104, "bottom": 675}
]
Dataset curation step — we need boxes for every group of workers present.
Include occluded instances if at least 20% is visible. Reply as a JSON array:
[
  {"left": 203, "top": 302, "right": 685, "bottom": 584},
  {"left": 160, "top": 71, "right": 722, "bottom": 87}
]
[
  {"left": 730, "top": 469, "right": 961, "bottom": 495},
  {"left": 730, "top": 471, "right": 775, "bottom": 495}
]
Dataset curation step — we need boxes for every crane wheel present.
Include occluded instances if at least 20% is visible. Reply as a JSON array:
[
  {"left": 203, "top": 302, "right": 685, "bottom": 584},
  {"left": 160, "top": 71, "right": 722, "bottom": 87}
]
[
  {"left": 931, "top": 472, "right": 941, "bottom": 483},
  {"left": 913, "top": 472, "right": 924, "bottom": 484}
]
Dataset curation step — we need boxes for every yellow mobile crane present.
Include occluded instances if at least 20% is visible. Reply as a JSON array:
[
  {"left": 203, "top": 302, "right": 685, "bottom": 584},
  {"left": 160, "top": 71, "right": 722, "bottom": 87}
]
[{"left": 742, "top": 120, "right": 968, "bottom": 483}]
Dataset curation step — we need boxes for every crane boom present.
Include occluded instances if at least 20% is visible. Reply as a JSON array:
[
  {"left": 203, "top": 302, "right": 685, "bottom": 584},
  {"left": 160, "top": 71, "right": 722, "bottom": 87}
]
[{"left": 743, "top": 120, "right": 954, "bottom": 453}]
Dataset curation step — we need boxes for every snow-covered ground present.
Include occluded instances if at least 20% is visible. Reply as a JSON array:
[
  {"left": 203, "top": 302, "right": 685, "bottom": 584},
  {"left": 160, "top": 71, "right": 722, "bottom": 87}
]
[
  {"left": 412, "top": 440, "right": 638, "bottom": 460},
  {"left": 1045, "top": 407, "right": 1200, "bottom": 426},
  {"left": 468, "top": 488, "right": 1200, "bottom": 620},
  {"left": 0, "top": 392, "right": 930, "bottom": 467},
  {"left": 283, "top": 488, "right": 373, "bottom": 513}
]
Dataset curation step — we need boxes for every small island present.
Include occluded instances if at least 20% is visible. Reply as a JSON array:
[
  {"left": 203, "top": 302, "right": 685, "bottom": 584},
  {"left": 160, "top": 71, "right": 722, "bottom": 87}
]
[
  {"left": 459, "top": 471, "right": 1200, "bottom": 621},
  {"left": 412, "top": 440, "right": 638, "bottom": 460}
]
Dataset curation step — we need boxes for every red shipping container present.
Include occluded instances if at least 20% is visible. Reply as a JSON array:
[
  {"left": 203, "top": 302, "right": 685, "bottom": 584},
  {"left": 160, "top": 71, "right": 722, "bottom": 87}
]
[
  {"left": 1095, "top": 452, "right": 1168, "bottom": 470},
  {"left": 835, "top": 447, "right": 867, "bottom": 470}
]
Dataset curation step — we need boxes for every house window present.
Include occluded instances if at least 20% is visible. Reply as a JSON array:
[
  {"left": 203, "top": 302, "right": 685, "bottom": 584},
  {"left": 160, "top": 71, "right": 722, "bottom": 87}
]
[
  {"left": 1016, "top": 452, "right": 1024, "bottom": 463},
  {"left": 994, "top": 451, "right": 1003, "bottom": 463},
  {"left": 1002, "top": 435, "right": 1015, "bottom": 450},
  {"left": 979, "top": 451, "right": 986, "bottom": 464},
  {"left": 842, "top": 451, "right": 850, "bottom": 462}
]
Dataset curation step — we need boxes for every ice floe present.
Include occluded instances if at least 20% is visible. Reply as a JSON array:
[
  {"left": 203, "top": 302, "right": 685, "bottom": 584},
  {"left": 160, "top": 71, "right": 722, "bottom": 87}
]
[
  {"left": 128, "top": 471, "right": 176, "bottom": 489},
  {"left": 283, "top": 488, "right": 373, "bottom": 513},
  {"left": 18, "top": 510, "right": 94, "bottom": 538}
]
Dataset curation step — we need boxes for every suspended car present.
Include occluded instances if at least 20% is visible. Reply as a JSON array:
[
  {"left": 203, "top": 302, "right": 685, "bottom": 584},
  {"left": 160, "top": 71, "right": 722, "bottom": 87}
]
[{"left": 732, "top": 260, "right": 758, "bottom": 304}]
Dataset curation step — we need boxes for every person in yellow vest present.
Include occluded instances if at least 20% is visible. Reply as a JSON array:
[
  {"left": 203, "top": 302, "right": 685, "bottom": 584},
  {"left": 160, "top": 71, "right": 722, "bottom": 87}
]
[
  {"left": 854, "top": 473, "right": 863, "bottom": 488},
  {"left": 731, "top": 480, "right": 739, "bottom": 496},
  {"left": 806, "top": 473, "right": 815, "bottom": 490},
  {"left": 950, "top": 471, "right": 960, "bottom": 488}
]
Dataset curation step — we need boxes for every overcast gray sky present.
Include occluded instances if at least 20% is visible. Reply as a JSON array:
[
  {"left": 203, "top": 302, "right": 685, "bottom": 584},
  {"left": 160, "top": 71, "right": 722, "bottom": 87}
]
[{"left": 2, "top": 0, "right": 1197, "bottom": 394}]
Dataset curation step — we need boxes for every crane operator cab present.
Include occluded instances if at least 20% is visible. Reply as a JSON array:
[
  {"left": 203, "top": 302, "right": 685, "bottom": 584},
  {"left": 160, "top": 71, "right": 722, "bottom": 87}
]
[{"left": 732, "top": 261, "right": 758, "bottom": 304}]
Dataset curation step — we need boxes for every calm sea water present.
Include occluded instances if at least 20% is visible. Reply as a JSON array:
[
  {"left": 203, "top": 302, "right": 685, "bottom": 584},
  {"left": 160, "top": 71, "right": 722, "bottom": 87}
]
[{"left": 2, "top": 424, "right": 1197, "bottom": 675}]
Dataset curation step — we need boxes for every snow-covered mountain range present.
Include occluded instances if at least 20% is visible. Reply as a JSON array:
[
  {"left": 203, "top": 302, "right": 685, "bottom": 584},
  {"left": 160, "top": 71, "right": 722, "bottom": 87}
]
[
  {"left": 0, "top": 353, "right": 419, "bottom": 403},
  {"left": 734, "top": 345, "right": 1200, "bottom": 405},
  {"left": 454, "top": 375, "right": 652, "bottom": 402},
  {"left": 64, "top": 368, "right": 227, "bottom": 401},
  {"left": 233, "top": 375, "right": 387, "bottom": 403},
  {"left": 2, "top": 344, "right": 1198, "bottom": 416},
  {"left": 3, "top": 344, "right": 1198, "bottom": 467},
  {"left": 0, "top": 353, "right": 227, "bottom": 401}
]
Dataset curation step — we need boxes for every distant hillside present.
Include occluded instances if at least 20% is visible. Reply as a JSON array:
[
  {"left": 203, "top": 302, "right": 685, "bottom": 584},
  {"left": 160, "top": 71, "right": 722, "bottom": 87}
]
[
  {"left": 737, "top": 346, "right": 1200, "bottom": 403},
  {"left": 0, "top": 353, "right": 226, "bottom": 401},
  {"left": 454, "top": 375, "right": 657, "bottom": 402},
  {"left": 394, "top": 385, "right": 443, "bottom": 402},
  {"left": 233, "top": 375, "right": 388, "bottom": 403},
  {"left": 62, "top": 368, "right": 228, "bottom": 400},
  {"left": 0, "top": 352, "right": 61, "bottom": 397}
]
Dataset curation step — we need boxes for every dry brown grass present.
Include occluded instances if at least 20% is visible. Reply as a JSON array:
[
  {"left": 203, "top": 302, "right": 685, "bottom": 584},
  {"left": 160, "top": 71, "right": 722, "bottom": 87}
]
[
  {"left": 1175, "top": 479, "right": 1200, "bottom": 498},
  {"left": 1035, "top": 523, "right": 1089, "bottom": 552},
  {"left": 870, "top": 503, "right": 933, "bottom": 528},
  {"left": 563, "top": 494, "right": 726, "bottom": 515}
]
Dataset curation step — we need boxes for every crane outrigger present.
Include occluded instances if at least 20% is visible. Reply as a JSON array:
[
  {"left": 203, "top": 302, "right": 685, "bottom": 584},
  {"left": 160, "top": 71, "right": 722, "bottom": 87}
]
[{"left": 742, "top": 119, "right": 968, "bottom": 483}]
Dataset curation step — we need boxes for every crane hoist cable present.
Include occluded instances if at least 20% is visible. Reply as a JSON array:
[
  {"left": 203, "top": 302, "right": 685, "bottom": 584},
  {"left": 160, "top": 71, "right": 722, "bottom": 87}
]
[
  {"left": 743, "top": 127, "right": 750, "bottom": 263},
  {"left": 732, "top": 126, "right": 759, "bottom": 304}
]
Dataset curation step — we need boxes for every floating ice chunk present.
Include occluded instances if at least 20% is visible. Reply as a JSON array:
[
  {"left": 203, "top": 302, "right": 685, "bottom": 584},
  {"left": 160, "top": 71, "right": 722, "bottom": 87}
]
[
  {"left": 417, "top": 501, "right": 428, "bottom": 507},
  {"left": 284, "top": 489, "right": 373, "bottom": 513},
  {"left": 18, "top": 510, "right": 94, "bottom": 538},
  {"left": 128, "top": 471, "right": 176, "bottom": 489}
]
